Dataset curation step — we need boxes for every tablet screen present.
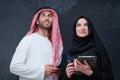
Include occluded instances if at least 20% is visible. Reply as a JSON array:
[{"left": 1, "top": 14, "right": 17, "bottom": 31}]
[{"left": 77, "top": 56, "right": 97, "bottom": 69}]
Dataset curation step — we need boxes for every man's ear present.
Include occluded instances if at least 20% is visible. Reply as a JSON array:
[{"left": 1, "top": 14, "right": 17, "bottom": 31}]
[{"left": 36, "top": 19, "right": 39, "bottom": 25}]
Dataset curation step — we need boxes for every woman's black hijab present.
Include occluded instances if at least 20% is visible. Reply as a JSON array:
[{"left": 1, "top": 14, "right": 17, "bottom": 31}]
[{"left": 70, "top": 16, "right": 108, "bottom": 57}]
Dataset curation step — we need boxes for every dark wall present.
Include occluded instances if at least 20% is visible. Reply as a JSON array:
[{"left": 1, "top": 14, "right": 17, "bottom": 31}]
[{"left": 0, "top": 0, "right": 120, "bottom": 80}]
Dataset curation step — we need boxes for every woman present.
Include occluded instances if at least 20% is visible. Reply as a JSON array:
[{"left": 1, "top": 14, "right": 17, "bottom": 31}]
[{"left": 58, "top": 16, "right": 113, "bottom": 80}]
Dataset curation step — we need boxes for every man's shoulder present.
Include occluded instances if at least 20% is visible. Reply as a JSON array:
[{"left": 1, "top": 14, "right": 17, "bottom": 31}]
[
  {"left": 23, "top": 33, "right": 36, "bottom": 39},
  {"left": 20, "top": 33, "right": 36, "bottom": 42},
  {"left": 17, "top": 34, "right": 36, "bottom": 47}
]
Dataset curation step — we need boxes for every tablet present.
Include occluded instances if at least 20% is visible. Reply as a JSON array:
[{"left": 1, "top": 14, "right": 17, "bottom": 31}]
[{"left": 77, "top": 56, "right": 97, "bottom": 69}]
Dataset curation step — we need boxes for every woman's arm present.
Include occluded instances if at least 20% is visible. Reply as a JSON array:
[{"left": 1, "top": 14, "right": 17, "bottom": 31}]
[{"left": 90, "top": 55, "right": 113, "bottom": 80}]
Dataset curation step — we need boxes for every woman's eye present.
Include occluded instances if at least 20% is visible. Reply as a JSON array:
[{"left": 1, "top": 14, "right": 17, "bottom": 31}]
[
  {"left": 84, "top": 23, "right": 88, "bottom": 26},
  {"left": 77, "top": 24, "right": 81, "bottom": 27}
]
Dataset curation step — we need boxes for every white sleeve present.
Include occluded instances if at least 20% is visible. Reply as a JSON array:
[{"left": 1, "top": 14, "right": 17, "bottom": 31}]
[{"left": 10, "top": 36, "right": 45, "bottom": 80}]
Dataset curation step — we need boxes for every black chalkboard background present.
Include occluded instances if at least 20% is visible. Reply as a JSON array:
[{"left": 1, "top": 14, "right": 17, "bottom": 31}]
[{"left": 0, "top": 0, "right": 120, "bottom": 80}]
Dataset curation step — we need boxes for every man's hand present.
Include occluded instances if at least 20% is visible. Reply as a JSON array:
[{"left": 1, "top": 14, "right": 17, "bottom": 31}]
[{"left": 45, "top": 64, "right": 60, "bottom": 76}]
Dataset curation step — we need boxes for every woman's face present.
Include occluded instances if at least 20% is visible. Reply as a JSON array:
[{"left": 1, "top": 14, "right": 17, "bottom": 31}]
[{"left": 76, "top": 18, "right": 89, "bottom": 38}]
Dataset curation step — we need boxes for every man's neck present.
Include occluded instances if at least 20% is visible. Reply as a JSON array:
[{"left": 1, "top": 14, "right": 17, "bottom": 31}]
[{"left": 37, "top": 28, "right": 49, "bottom": 37}]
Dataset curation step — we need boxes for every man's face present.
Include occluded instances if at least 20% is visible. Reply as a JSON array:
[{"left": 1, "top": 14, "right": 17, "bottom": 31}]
[
  {"left": 76, "top": 18, "right": 89, "bottom": 38},
  {"left": 37, "top": 10, "right": 53, "bottom": 30}
]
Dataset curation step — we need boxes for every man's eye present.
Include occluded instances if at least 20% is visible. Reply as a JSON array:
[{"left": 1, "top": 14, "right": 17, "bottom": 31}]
[
  {"left": 48, "top": 14, "right": 52, "bottom": 17},
  {"left": 42, "top": 14, "right": 45, "bottom": 17}
]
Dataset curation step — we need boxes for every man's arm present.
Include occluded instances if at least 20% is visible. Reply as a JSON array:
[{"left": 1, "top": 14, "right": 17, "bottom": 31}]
[{"left": 10, "top": 37, "right": 45, "bottom": 79}]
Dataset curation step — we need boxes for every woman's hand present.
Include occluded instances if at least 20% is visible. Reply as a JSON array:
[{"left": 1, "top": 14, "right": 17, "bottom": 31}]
[
  {"left": 74, "top": 59, "right": 93, "bottom": 76},
  {"left": 66, "top": 63, "right": 75, "bottom": 78}
]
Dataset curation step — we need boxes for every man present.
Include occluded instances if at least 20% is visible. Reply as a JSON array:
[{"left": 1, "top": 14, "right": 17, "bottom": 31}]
[{"left": 10, "top": 7, "right": 63, "bottom": 80}]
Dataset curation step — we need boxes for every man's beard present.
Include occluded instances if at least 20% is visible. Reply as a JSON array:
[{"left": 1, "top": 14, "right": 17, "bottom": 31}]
[{"left": 38, "top": 22, "right": 52, "bottom": 31}]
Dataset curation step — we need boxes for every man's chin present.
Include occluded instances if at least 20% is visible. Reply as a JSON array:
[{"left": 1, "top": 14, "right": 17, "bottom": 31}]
[
  {"left": 43, "top": 26, "right": 52, "bottom": 30},
  {"left": 44, "top": 24, "right": 52, "bottom": 29},
  {"left": 39, "top": 24, "right": 52, "bottom": 30}
]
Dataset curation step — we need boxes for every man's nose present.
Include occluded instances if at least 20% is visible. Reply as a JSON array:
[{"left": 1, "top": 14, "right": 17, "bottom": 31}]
[{"left": 45, "top": 16, "right": 49, "bottom": 20}]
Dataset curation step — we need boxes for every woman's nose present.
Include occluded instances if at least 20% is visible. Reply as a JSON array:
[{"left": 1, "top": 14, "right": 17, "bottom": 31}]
[{"left": 81, "top": 26, "right": 85, "bottom": 29}]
